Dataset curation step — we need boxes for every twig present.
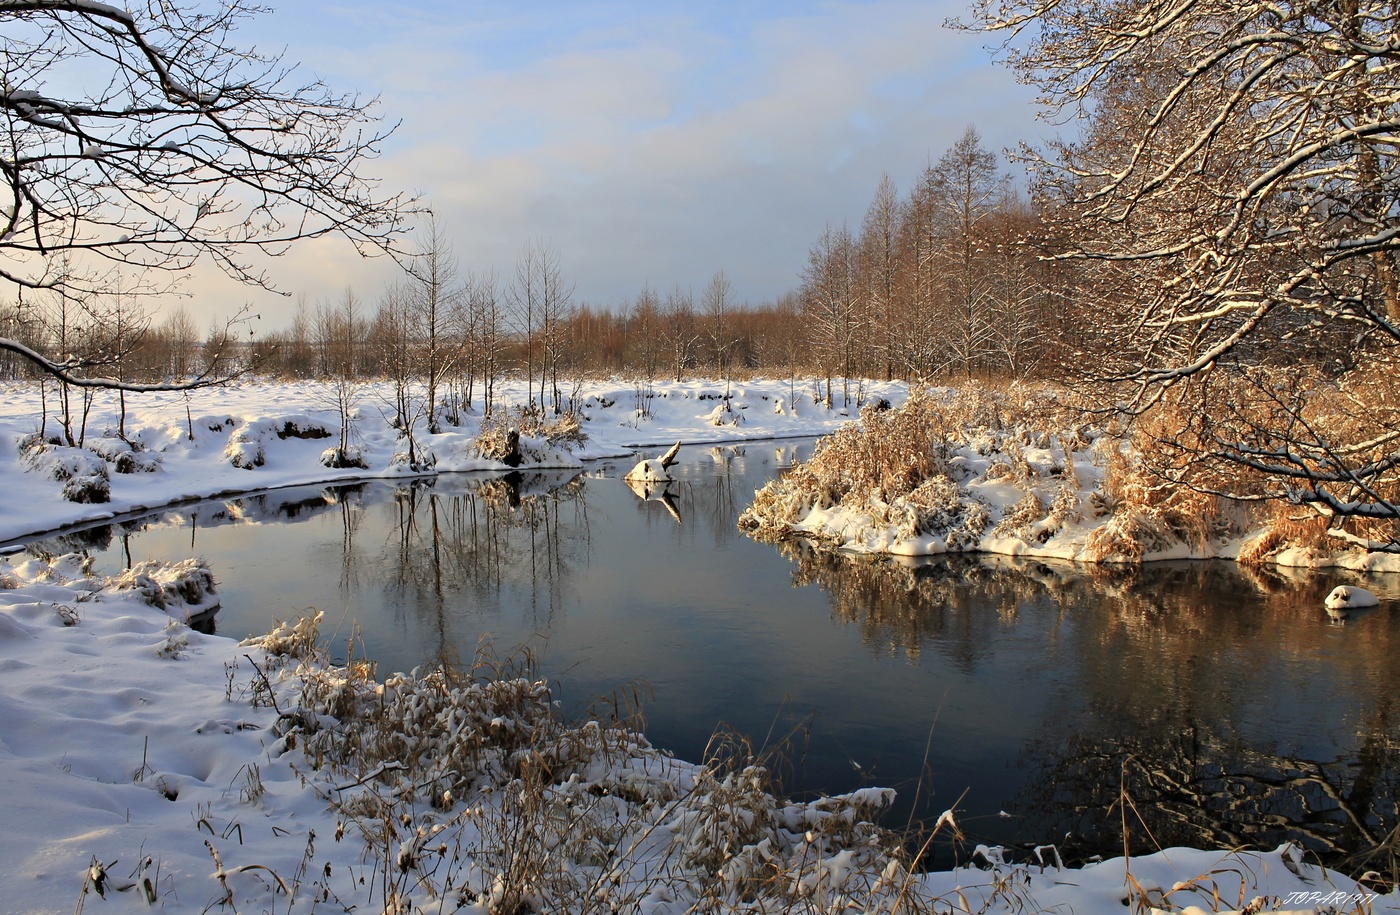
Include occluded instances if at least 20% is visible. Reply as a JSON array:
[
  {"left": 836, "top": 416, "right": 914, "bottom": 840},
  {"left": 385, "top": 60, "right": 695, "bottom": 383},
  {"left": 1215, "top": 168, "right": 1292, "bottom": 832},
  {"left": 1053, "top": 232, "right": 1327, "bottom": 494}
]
[{"left": 242, "top": 653, "right": 283, "bottom": 716}]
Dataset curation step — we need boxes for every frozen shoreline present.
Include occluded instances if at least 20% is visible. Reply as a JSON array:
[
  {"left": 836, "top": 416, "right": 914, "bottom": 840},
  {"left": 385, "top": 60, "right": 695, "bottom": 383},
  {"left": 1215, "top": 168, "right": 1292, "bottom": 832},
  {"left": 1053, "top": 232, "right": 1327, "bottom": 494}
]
[{"left": 6, "top": 377, "right": 1397, "bottom": 573}]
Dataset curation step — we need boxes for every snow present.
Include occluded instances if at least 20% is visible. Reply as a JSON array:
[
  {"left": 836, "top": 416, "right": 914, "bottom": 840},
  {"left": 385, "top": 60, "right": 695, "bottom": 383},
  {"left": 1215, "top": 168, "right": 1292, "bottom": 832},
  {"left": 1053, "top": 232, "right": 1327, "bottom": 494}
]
[
  {"left": 0, "top": 378, "right": 881, "bottom": 547},
  {"left": 737, "top": 392, "right": 1400, "bottom": 573},
  {"left": 1325, "top": 585, "right": 1381, "bottom": 610},
  {"left": 623, "top": 441, "right": 681, "bottom": 484},
  {"left": 0, "top": 376, "right": 1396, "bottom": 911}
]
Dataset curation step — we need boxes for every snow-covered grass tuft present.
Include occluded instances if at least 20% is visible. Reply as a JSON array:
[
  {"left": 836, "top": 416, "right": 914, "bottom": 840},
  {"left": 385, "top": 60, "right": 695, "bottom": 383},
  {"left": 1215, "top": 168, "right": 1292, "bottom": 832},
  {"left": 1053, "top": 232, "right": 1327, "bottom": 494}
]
[
  {"left": 108, "top": 557, "right": 217, "bottom": 619},
  {"left": 318, "top": 444, "right": 367, "bottom": 469},
  {"left": 741, "top": 386, "right": 1266, "bottom": 564},
  {"left": 18, "top": 433, "right": 113, "bottom": 503},
  {"left": 239, "top": 618, "right": 969, "bottom": 912}
]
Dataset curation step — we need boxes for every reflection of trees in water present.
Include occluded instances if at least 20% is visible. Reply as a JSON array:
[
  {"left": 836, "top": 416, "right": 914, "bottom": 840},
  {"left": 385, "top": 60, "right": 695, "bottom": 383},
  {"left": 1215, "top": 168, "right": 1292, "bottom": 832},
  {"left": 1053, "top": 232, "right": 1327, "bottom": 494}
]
[
  {"left": 777, "top": 542, "right": 1058, "bottom": 669},
  {"left": 623, "top": 445, "right": 749, "bottom": 545},
  {"left": 1014, "top": 706, "right": 1400, "bottom": 872},
  {"left": 779, "top": 544, "right": 1400, "bottom": 871},
  {"left": 15, "top": 484, "right": 356, "bottom": 561},
  {"left": 363, "top": 473, "right": 591, "bottom": 661},
  {"left": 1011, "top": 563, "right": 1400, "bottom": 871},
  {"left": 699, "top": 446, "right": 746, "bottom": 548}
]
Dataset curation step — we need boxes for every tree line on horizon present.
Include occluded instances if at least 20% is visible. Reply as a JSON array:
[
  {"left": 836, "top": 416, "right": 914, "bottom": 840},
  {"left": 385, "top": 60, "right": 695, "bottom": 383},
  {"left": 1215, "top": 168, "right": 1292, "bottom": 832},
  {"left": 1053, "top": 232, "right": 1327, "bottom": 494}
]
[{"left": 0, "top": 124, "right": 1071, "bottom": 414}]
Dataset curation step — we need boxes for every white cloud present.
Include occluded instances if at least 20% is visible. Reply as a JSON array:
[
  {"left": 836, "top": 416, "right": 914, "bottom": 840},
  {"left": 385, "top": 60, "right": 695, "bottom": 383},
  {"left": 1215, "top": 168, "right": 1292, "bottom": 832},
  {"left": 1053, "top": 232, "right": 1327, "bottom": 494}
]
[{"left": 178, "top": 0, "right": 1044, "bottom": 328}]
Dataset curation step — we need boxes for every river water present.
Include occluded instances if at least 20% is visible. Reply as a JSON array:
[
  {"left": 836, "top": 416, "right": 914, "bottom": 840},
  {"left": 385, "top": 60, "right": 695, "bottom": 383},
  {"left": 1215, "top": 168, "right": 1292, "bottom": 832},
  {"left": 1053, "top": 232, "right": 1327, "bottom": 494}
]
[{"left": 11, "top": 441, "right": 1400, "bottom": 869}]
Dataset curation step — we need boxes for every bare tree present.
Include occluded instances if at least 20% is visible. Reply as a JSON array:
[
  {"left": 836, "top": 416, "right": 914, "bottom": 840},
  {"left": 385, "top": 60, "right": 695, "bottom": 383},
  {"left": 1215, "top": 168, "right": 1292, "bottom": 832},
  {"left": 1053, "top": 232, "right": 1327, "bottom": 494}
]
[
  {"left": 318, "top": 288, "right": 365, "bottom": 467},
  {"left": 508, "top": 239, "right": 573, "bottom": 413},
  {"left": 160, "top": 307, "right": 199, "bottom": 380},
  {"left": 802, "top": 224, "right": 863, "bottom": 407},
  {"left": 405, "top": 216, "right": 465, "bottom": 430},
  {"left": 703, "top": 269, "right": 737, "bottom": 391},
  {"left": 508, "top": 241, "right": 543, "bottom": 410},
  {"left": 465, "top": 270, "right": 504, "bottom": 419},
  {"left": 629, "top": 285, "right": 663, "bottom": 382},
  {"left": 965, "top": 0, "right": 1400, "bottom": 536},
  {"left": 0, "top": 0, "right": 409, "bottom": 389},
  {"left": 661, "top": 285, "right": 699, "bottom": 383},
  {"left": 926, "top": 126, "right": 1004, "bottom": 379},
  {"left": 372, "top": 282, "right": 416, "bottom": 433},
  {"left": 983, "top": 194, "right": 1049, "bottom": 380},
  {"left": 859, "top": 174, "right": 903, "bottom": 382},
  {"left": 899, "top": 162, "right": 947, "bottom": 381}
]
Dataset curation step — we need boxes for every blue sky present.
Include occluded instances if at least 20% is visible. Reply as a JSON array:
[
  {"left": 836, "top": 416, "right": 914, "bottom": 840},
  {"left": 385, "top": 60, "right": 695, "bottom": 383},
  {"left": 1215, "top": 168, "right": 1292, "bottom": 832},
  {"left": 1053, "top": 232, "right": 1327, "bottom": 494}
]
[{"left": 197, "top": 0, "right": 1046, "bottom": 329}]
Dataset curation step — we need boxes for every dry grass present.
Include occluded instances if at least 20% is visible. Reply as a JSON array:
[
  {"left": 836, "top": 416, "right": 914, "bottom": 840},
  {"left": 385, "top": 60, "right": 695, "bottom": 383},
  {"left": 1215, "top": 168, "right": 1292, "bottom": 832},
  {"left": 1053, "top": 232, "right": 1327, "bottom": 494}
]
[
  {"left": 1238, "top": 504, "right": 1337, "bottom": 566},
  {"left": 238, "top": 613, "right": 1005, "bottom": 913},
  {"left": 740, "top": 388, "right": 995, "bottom": 544},
  {"left": 1081, "top": 402, "right": 1248, "bottom": 562}
]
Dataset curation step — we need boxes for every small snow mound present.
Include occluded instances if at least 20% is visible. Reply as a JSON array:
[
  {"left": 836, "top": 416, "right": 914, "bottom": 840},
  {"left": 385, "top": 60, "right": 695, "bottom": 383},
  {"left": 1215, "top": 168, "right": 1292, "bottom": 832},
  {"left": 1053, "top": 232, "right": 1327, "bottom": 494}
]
[
  {"left": 703, "top": 401, "right": 743, "bottom": 426},
  {"left": 18, "top": 435, "right": 112, "bottom": 502},
  {"left": 320, "top": 445, "right": 367, "bottom": 469},
  {"left": 1325, "top": 585, "right": 1379, "bottom": 611}
]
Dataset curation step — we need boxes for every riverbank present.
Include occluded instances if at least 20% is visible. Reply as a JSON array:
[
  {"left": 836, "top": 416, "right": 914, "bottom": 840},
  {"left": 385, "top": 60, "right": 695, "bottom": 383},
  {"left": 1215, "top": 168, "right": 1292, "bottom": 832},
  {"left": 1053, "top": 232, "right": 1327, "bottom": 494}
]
[
  {"left": 6, "top": 378, "right": 1396, "bottom": 571},
  {"left": 739, "top": 387, "right": 1400, "bottom": 574}
]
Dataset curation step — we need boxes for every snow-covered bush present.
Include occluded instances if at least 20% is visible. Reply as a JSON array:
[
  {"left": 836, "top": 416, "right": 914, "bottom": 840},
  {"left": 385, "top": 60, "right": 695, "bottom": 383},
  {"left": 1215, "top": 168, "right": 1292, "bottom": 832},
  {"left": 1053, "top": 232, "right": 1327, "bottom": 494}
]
[
  {"left": 86, "top": 435, "right": 161, "bottom": 474},
  {"left": 245, "top": 610, "right": 325, "bottom": 663},
  {"left": 740, "top": 389, "right": 960, "bottom": 542},
  {"left": 319, "top": 444, "right": 367, "bottom": 469},
  {"left": 740, "top": 385, "right": 1269, "bottom": 563},
  {"left": 18, "top": 433, "right": 112, "bottom": 503},
  {"left": 244, "top": 615, "right": 925, "bottom": 912},
  {"left": 223, "top": 429, "right": 265, "bottom": 469},
  {"left": 703, "top": 399, "right": 743, "bottom": 426},
  {"left": 223, "top": 415, "right": 332, "bottom": 469},
  {"left": 108, "top": 557, "right": 217, "bottom": 614}
]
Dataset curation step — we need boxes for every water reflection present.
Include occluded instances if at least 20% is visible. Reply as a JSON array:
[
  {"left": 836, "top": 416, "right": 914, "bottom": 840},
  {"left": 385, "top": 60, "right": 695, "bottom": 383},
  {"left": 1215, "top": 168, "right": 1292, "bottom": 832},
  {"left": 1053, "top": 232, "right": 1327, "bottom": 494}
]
[
  {"left": 7, "top": 447, "right": 1399, "bottom": 873},
  {"left": 776, "top": 543, "right": 1400, "bottom": 867}
]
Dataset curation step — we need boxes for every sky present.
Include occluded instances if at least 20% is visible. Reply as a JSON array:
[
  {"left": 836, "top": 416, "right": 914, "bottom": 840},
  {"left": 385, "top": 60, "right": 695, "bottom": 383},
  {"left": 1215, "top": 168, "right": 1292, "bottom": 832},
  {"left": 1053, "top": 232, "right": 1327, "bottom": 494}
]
[{"left": 186, "top": 0, "right": 1048, "bottom": 332}]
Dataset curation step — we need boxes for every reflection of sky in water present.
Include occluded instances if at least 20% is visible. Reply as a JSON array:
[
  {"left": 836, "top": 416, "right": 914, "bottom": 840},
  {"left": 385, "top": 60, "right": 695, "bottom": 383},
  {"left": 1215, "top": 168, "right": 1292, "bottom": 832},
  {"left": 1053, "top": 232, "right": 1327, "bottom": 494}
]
[{"left": 23, "top": 442, "right": 1400, "bottom": 864}]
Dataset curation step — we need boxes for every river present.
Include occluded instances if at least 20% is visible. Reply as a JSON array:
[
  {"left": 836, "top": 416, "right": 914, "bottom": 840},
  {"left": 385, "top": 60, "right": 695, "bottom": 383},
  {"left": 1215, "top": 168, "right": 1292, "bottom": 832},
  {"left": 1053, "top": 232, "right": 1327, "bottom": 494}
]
[{"left": 10, "top": 441, "right": 1399, "bottom": 870}]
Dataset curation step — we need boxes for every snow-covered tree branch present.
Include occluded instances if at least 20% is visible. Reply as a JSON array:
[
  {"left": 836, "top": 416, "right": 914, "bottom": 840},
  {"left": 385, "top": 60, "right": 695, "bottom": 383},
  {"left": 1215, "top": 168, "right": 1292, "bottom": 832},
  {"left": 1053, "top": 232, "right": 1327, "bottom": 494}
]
[
  {"left": 962, "top": 0, "right": 1400, "bottom": 529},
  {"left": 0, "top": 0, "right": 411, "bottom": 389}
]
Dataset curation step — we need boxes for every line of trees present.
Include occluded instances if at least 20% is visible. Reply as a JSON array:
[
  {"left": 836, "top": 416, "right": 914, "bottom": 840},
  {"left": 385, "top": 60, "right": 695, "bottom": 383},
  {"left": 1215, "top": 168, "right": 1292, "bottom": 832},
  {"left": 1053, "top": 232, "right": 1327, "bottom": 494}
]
[
  {"left": 239, "top": 126, "right": 1073, "bottom": 415},
  {"left": 798, "top": 126, "right": 1072, "bottom": 406}
]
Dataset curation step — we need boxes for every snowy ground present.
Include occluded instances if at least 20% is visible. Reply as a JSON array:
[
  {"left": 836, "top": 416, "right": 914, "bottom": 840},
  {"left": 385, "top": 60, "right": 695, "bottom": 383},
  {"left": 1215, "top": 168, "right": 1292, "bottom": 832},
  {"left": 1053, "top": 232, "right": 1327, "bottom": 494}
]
[
  {"left": 0, "top": 377, "right": 1396, "bottom": 912},
  {"left": 0, "top": 377, "right": 897, "bottom": 548}
]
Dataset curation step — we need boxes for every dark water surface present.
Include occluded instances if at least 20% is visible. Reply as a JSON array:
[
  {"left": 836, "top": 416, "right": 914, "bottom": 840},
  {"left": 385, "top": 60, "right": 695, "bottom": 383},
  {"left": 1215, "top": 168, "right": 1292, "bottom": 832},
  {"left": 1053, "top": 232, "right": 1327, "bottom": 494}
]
[{"left": 12, "top": 441, "right": 1400, "bottom": 868}]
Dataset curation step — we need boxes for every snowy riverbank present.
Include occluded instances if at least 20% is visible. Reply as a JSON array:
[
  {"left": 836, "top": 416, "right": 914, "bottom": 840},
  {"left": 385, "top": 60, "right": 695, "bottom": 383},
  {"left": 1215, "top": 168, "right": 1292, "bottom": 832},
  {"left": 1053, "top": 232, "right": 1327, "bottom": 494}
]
[
  {"left": 6, "top": 377, "right": 1397, "bottom": 572},
  {"left": 0, "top": 377, "right": 901, "bottom": 548}
]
